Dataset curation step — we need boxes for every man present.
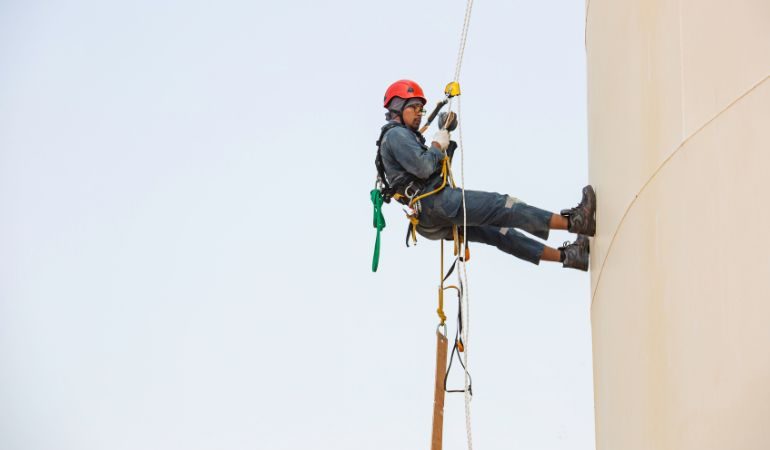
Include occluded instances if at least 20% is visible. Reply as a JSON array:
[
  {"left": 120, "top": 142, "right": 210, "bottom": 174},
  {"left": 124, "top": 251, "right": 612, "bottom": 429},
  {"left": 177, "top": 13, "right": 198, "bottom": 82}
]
[{"left": 376, "top": 79, "right": 595, "bottom": 271}]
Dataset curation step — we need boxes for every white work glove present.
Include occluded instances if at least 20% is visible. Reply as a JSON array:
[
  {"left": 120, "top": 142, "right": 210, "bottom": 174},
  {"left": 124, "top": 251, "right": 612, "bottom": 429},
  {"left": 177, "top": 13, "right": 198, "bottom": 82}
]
[{"left": 431, "top": 129, "right": 450, "bottom": 151}]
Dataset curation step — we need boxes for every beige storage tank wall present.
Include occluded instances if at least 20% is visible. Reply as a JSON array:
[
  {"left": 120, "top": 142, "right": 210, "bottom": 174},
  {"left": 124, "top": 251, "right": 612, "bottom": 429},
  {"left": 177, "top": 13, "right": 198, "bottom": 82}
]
[{"left": 586, "top": 1, "right": 770, "bottom": 449}]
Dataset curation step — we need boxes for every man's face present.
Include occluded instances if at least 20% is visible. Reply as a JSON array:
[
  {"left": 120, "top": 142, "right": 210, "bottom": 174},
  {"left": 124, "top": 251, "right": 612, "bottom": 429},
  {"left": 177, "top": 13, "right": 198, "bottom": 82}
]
[{"left": 401, "top": 102, "right": 425, "bottom": 130}]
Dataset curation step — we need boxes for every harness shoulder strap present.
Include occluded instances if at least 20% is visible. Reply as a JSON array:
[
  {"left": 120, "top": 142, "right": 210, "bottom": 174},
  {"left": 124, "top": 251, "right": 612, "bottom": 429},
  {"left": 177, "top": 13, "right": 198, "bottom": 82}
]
[
  {"left": 375, "top": 122, "right": 407, "bottom": 203},
  {"left": 375, "top": 122, "right": 403, "bottom": 147},
  {"left": 375, "top": 122, "right": 431, "bottom": 204}
]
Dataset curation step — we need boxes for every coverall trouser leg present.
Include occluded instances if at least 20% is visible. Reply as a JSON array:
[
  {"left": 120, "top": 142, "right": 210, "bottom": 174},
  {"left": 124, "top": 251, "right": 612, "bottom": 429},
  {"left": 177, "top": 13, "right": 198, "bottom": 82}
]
[{"left": 416, "top": 188, "right": 553, "bottom": 264}]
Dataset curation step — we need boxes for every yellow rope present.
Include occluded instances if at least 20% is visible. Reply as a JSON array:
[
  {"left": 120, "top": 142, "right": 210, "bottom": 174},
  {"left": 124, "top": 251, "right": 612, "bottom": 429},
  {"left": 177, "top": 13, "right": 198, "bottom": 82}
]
[
  {"left": 437, "top": 240, "right": 447, "bottom": 325},
  {"left": 409, "top": 157, "right": 450, "bottom": 207}
]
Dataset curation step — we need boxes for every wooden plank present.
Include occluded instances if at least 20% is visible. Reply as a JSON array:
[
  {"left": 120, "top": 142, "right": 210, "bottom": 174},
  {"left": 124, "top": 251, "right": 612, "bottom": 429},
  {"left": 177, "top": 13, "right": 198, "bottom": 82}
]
[{"left": 430, "top": 330, "right": 449, "bottom": 450}]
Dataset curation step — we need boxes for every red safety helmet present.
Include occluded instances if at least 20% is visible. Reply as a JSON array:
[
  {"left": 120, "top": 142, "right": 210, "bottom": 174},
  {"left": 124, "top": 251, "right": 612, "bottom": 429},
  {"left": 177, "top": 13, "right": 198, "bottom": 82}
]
[{"left": 383, "top": 79, "right": 426, "bottom": 108}]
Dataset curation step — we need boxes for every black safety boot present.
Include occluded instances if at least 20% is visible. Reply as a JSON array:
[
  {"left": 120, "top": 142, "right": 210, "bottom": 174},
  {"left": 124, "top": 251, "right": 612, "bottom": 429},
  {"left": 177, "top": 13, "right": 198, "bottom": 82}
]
[
  {"left": 559, "top": 235, "right": 590, "bottom": 271},
  {"left": 561, "top": 185, "right": 596, "bottom": 236}
]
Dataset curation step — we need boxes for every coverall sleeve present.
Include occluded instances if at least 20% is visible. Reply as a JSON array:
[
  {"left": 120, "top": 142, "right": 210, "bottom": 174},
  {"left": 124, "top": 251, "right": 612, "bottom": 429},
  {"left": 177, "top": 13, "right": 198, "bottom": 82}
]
[{"left": 385, "top": 127, "right": 445, "bottom": 180}]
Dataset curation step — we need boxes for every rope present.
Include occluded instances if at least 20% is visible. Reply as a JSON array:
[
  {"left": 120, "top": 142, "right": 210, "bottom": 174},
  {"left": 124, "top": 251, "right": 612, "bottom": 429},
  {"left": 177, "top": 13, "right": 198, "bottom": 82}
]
[
  {"left": 438, "top": 241, "right": 447, "bottom": 325},
  {"left": 445, "top": 0, "right": 474, "bottom": 448},
  {"left": 456, "top": 95, "right": 474, "bottom": 450},
  {"left": 453, "top": 0, "right": 475, "bottom": 83}
]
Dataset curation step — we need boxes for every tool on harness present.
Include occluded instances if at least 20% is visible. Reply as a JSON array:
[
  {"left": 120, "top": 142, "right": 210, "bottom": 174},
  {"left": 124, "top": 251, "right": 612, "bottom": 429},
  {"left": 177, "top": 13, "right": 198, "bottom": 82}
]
[{"left": 370, "top": 189, "right": 386, "bottom": 272}]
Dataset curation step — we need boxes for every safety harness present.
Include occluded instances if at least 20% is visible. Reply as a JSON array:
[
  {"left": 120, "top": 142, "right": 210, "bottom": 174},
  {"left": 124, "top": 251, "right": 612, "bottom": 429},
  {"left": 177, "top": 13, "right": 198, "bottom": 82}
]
[{"left": 373, "top": 121, "right": 455, "bottom": 253}]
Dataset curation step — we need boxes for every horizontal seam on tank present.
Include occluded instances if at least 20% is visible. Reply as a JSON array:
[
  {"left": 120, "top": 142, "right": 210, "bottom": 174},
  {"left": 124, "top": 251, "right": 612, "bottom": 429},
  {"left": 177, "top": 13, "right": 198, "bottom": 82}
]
[{"left": 590, "top": 73, "right": 770, "bottom": 310}]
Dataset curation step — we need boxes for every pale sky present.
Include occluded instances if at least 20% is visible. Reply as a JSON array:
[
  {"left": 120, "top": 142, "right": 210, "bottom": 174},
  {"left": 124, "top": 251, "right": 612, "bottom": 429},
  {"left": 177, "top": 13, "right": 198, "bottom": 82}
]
[{"left": 0, "top": 1, "right": 594, "bottom": 449}]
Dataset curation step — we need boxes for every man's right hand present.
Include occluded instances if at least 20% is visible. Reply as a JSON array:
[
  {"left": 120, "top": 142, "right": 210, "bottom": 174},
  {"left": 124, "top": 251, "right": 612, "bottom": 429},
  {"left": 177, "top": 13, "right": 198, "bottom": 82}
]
[{"left": 432, "top": 129, "right": 450, "bottom": 151}]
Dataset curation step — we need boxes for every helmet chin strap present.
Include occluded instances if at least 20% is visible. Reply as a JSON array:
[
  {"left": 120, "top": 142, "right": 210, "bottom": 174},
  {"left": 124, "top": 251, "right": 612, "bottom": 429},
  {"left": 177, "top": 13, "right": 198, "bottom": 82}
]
[
  {"left": 394, "top": 111, "right": 407, "bottom": 128},
  {"left": 398, "top": 110, "right": 421, "bottom": 132},
  {"left": 389, "top": 101, "right": 421, "bottom": 132}
]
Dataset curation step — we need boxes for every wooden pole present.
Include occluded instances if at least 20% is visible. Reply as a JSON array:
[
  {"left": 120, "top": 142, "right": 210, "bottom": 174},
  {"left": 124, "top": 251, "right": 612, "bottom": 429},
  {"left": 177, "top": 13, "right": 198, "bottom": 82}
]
[{"left": 430, "top": 330, "right": 449, "bottom": 450}]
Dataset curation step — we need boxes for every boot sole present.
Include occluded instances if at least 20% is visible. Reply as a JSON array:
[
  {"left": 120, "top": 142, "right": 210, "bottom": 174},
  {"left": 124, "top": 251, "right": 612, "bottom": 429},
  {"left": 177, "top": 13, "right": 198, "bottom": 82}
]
[{"left": 583, "top": 185, "right": 596, "bottom": 237}]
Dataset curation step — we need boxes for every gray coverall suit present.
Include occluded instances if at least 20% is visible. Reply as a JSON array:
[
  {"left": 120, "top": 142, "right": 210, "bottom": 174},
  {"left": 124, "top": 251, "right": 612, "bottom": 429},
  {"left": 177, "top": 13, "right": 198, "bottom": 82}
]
[{"left": 379, "top": 121, "right": 553, "bottom": 264}]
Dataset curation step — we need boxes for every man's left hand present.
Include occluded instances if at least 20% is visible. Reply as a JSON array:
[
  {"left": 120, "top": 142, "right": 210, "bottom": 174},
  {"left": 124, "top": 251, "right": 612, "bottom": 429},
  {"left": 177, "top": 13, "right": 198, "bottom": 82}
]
[{"left": 446, "top": 140, "right": 457, "bottom": 161}]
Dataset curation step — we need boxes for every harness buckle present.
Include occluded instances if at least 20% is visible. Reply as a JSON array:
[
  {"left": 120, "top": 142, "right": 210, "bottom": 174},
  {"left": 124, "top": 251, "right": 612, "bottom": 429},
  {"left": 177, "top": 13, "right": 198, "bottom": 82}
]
[
  {"left": 403, "top": 181, "right": 419, "bottom": 199},
  {"left": 403, "top": 181, "right": 425, "bottom": 217}
]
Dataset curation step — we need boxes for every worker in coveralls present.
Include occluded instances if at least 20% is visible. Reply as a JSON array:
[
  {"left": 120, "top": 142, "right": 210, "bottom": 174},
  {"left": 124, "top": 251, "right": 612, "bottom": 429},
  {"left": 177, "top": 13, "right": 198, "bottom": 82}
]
[{"left": 375, "top": 80, "right": 595, "bottom": 271}]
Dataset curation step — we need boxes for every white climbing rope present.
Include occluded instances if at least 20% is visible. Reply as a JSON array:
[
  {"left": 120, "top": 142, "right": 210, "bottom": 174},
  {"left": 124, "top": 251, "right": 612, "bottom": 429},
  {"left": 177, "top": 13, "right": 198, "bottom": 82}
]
[
  {"left": 445, "top": 0, "right": 474, "bottom": 448},
  {"left": 457, "top": 94, "right": 474, "bottom": 450},
  {"left": 453, "top": 0, "right": 475, "bottom": 84}
]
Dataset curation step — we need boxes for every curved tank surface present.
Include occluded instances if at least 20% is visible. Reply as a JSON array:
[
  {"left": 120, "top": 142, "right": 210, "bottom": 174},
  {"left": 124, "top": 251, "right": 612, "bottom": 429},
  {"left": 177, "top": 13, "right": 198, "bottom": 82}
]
[{"left": 586, "top": 0, "right": 770, "bottom": 448}]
